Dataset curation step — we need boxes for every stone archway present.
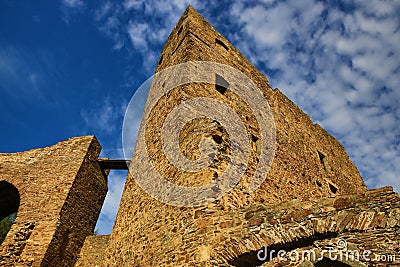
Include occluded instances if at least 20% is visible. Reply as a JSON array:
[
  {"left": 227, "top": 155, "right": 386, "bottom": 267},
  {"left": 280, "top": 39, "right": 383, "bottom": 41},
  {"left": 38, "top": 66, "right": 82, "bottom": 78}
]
[
  {"left": 0, "top": 180, "right": 20, "bottom": 221},
  {"left": 0, "top": 180, "right": 20, "bottom": 244}
]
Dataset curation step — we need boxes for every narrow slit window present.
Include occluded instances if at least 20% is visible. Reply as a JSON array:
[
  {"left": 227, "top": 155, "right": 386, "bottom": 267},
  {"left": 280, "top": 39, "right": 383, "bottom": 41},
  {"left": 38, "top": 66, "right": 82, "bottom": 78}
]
[
  {"left": 251, "top": 134, "right": 261, "bottom": 155},
  {"left": 177, "top": 26, "right": 183, "bottom": 35},
  {"left": 317, "top": 150, "right": 331, "bottom": 173},
  {"left": 317, "top": 151, "right": 325, "bottom": 164},
  {"left": 216, "top": 38, "right": 229, "bottom": 51},
  {"left": 328, "top": 183, "right": 338, "bottom": 194},
  {"left": 215, "top": 74, "right": 229, "bottom": 94},
  {"left": 158, "top": 55, "right": 163, "bottom": 65}
]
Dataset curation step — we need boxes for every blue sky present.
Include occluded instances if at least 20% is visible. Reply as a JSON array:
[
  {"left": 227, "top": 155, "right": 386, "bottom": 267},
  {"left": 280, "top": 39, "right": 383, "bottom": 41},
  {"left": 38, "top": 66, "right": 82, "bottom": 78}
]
[{"left": 1, "top": 0, "right": 399, "bottom": 234}]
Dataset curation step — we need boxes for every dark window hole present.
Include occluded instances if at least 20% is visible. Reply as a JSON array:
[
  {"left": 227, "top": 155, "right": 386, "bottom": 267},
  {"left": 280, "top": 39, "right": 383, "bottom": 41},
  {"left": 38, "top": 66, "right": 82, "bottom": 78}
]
[
  {"left": 177, "top": 26, "right": 183, "bottom": 35},
  {"left": 212, "top": 133, "right": 223, "bottom": 144},
  {"left": 317, "top": 150, "right": 331, "bottom": 173},
  {"left": 158, "top": 55, "right": 163, "bottom": 65},
  {"left": 215, "top": 74, "right": 229, "bottom": 94},
  {"left": 318, "top": 151, "right": 325, "bottom": 164},
  {"left": 216, "top": 38, "right": 229, "bottom": 51},
  {"left": 328, "top": 183, "right": 338, "bottom": 194}
]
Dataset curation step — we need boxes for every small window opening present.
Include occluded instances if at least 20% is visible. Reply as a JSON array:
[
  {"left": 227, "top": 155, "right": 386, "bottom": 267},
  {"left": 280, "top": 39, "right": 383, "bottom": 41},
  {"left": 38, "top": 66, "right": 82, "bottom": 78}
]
[
  {"left": 177, "top": 26, "right": 183, "bottom": 35},
  {"left": 212, "top": 131, "right": 223, "bottom": 144},
  {"left": 251, "top": 134, "right": 258, "bottom": 142},
  {"left": 317, "top": 151, "right": 331, "bottom": 173},
  {"left": 215, "top": 74, "right": 229, "bottom": 94},
  {"left": 318, "top": 151, "right": 325, "bottom": 163},
  {"left": 216, "top": 38, "right": 229, "bottom": 51},
  {"left": 251, "top": 134, "right": 261, "bottom": 155},
  {"left": 158, "top": 55, "right": 163, "bottom": 65},
  {"left": 328, "top": 183, "right": 338, "bottom": 194}
]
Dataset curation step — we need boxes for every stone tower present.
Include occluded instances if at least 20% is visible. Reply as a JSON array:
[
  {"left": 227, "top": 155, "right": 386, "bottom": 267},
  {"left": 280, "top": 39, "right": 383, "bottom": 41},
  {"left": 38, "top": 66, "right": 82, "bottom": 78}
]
[
  {"left": 1, "top": 5, "right": 398, "bottom": 267},
  {"left": 101, "top": 6, "right": 399, "bottom": 267}
]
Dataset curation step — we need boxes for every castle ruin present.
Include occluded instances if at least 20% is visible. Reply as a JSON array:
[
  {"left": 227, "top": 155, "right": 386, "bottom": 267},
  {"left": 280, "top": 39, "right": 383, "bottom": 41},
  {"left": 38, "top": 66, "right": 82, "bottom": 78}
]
[{"left": 1, "top": 6, "right": 399, "bottom": 267}]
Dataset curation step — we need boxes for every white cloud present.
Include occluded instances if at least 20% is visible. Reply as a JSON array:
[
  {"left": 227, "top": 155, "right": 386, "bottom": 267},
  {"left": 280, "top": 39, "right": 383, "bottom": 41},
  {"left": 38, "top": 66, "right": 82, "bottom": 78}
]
[
  {"left": 62, "top": 0, "right": 84, "bottom": 9},
  {"left": 228, "top": 0, "right": 400, "bottom": 193},
  {"left": 81, "top": 97, "right": 127, "bottom": 136},
  {"left": 94, "top": 1, "right": 207, "bottom": 73},
  {"left": 60, "top": 0, "right": 85, "bottom": 23},
  {"left": 123, "top": 0, "right": 142, "bottom": 10},
  {"left": 353, "top": 0, "right": 400, "bottom": 18},
  {"left": 127, "top": 22, "right": 151, "bottom": 51},
  {"left": 0, "top": 46, "right": 52, "bottom": 103},
  {"left": 94, "top": 2, "right": 127, "bottom": 50}
]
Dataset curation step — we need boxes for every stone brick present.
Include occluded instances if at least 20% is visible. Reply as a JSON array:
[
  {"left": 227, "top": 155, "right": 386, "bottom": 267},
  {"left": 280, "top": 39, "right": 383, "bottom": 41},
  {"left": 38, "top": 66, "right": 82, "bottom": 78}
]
[
  {"left": 0, "top": 136, "right": 107, "bottom": 267},
  {"left": 1, "top": 5, "right": 398, "bottom": 267},
  {"left": 75, "top": 235, "right": 109, "bottom": 267},
  {"left": 102, "top": 6, "right": 371, "bottom": 265}
]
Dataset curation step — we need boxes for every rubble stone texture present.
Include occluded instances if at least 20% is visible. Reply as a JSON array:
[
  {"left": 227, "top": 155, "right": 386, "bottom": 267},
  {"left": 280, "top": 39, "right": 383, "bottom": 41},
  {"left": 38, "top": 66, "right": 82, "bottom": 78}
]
[
  {"left": 1, "top": 6, "right": 398, "bottom": 267},
  {"left": 0, "top": 136, "right": 107, "bottom": 266},
  {"left": 75, "top": 235, "right": 109, "bottom": 267},
  {"left": 101, "top": 6, "right": 398, "bottom": 267}
]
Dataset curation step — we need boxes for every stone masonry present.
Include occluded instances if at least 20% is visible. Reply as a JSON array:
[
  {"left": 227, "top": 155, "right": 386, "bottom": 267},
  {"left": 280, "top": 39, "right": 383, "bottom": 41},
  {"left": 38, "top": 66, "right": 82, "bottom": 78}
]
[
  {"left": 0, "top": 136, "right": 107, "bottom": 266},
  {"left": 1, "top": 5, "right": 398, "bottom": 267},
  {"left": 75, "top": 235, "right": 109, "bottom": 267},
  {"left": 101, "top": 6, "right": 399, "bottom": 267}
]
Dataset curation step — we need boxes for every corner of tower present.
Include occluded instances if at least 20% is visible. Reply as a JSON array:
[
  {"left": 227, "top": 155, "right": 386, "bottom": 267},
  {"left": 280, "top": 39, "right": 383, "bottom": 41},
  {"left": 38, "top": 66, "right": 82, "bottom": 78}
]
[{"left": 155, "top": 5, "right": 271, "bottom": 89}]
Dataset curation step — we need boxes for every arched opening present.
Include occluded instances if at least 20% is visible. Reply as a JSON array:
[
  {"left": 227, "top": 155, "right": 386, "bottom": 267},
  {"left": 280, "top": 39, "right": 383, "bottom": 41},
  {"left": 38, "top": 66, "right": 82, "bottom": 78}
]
[
  {"left": 227, "top": 233, "right": 339, "bottom": 266},
  {"left": 0, "top": 180, "right": 20, "bottom": 244}
]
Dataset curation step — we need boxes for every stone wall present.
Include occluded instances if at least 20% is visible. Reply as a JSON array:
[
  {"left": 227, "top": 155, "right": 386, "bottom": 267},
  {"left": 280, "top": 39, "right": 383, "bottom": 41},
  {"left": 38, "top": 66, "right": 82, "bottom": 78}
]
[
  {"left": 75, "top": 235, "right": 109, "bottom": 267},
  {"left": 0, "top": 6, "right": 395, "bottom": 267},
  {"left": 103, "top": 6, "right": 371, "bottom": 266},
  {"left": 0, "top": 136, "right": 107, "bottom": 266},
  {"left": 211, "top": 186, "right": 400, "bottom": 266}
]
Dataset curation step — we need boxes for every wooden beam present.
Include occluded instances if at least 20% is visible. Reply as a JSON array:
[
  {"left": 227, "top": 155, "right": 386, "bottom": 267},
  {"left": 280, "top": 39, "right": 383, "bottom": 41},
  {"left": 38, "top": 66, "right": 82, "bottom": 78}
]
[{"left": 98, "top": 159, "right": 130, "bottom": 170}]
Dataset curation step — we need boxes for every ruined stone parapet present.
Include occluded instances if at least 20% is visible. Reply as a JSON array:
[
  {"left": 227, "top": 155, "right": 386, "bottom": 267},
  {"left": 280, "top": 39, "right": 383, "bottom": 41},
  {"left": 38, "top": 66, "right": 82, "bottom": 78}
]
[{"left": 0, "top": 136, "right": 107, "bottom": 267}]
